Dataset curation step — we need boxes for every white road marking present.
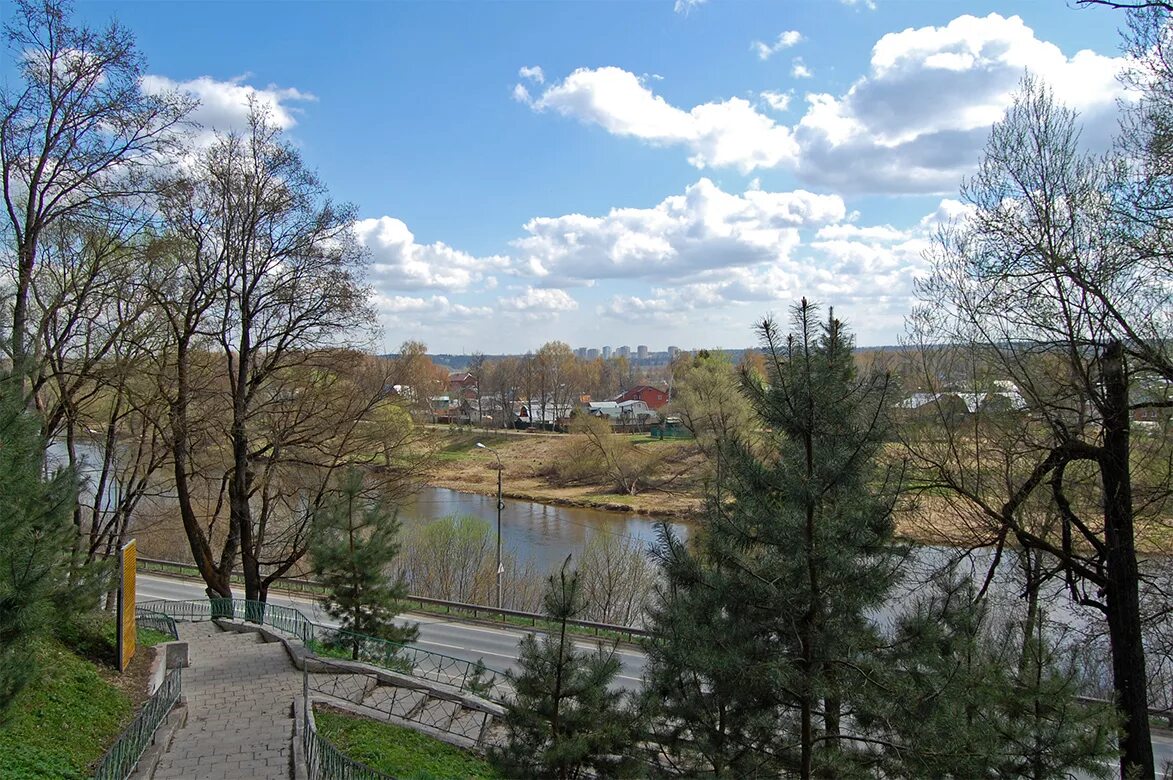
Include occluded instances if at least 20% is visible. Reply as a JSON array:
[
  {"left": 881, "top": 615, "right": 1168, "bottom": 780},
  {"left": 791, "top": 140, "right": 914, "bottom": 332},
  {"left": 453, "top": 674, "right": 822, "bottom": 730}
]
[{"left": 419, "top": 641, "right": 466, "bottom": 651}]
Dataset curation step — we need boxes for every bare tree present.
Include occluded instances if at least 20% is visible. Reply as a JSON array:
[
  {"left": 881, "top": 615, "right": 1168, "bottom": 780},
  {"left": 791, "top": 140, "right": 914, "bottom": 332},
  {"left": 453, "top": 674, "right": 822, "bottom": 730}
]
[
  {"left": 391, "top": 340, "right": 446, "bottom": 423},
  {"left": 909, "top": 76, "right": 1173, "bottom": 778},
  {"left": 569, "top": 414, "right": 661, "bottom": 495},
  {"left": 483, "top": 356, "right": 520, "bottom": 429},
  {"left": 156, "top": 106, "right": 374, "bottom": 606},
  {"left": 577, "top": 533, "right": 654, "bottom": 626},
  {"left": 1, "top": 0, "right": 190, "bottom": 378},
  {"left": 467, "top": 352, "right": 486, "bottom": 425}
]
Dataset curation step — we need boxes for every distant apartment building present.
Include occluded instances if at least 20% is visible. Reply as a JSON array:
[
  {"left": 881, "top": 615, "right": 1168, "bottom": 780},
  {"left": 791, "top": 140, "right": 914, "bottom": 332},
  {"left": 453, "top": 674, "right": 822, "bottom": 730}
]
[
  {"left": 617, "top": 346, "right": 631, "bottom": 358},
  {"left": 667, "top": 346, "right": 680, "bottom": 359},
  {"left": 575, "top": 347, "right": 588, "bottom": 359},
  {"left": 637, "top": 345, "right": 649, "bottom": 362},
  {"left": 587, "top": 348, "right": 599, "bottom": 360},
  {"left": 602, "top": 346, "right": 612, "bottom": 360}
]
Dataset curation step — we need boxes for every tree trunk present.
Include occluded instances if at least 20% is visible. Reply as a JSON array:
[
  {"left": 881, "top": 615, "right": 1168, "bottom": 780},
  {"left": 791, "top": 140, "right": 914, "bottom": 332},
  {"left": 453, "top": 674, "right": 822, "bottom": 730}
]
[
  {"left": 1101, "top": 342, "right": 1153, "bottom": 780},
  {"left": 242, "top": 548, "right": 265, "bottom": 623},
  {"left": 800, "top": 684, "right": 813, "bottom": 780},
  {"left": 232, "top": 321, "right": 261, "bottom": 620},
  {"left": 172, "top": 339, "right": 234, "bottom": 602},
  {"left": 10, "top": 239, "right": 35, "bottom": 384}
]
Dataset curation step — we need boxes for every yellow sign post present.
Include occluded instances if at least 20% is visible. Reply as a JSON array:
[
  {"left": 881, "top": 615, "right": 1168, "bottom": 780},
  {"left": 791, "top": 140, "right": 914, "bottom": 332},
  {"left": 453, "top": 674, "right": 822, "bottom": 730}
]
[{"left": 117, "top": 540, "right": 136, "bottom": 672}]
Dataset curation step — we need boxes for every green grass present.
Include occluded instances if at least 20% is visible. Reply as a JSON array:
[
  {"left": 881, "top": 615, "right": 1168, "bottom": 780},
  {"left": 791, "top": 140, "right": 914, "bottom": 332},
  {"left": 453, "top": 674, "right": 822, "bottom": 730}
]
[
  {"left": 55, "top": 612, "right": 175, "bottom": 668},
  {"left": 306, "top": 639, "right": 412, "bottom": 671},
  {"left": 436, "top": 430, "right": 512, "bottom": 454},
  {"left": 137, "top": 627, "right": 176, "bottom": 647},
  {"left": 314, "top": 707, "right": 502, "bottom": 779},
  {"left": 0, "top": 639, "right": 133, "bottom": 780}
]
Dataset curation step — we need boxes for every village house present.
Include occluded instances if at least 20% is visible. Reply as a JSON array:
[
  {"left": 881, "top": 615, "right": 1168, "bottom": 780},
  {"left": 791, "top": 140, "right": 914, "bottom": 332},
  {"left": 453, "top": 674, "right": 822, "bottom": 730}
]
[{"left": 612, "top": 384, "right": 670, "bottom": 410}]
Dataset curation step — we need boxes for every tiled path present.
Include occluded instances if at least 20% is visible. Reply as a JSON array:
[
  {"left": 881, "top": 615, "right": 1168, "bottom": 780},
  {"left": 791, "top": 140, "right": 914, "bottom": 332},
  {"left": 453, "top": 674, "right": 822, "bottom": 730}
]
[{"left": 150, "top": 623, "right": 301, "bottom": 780}]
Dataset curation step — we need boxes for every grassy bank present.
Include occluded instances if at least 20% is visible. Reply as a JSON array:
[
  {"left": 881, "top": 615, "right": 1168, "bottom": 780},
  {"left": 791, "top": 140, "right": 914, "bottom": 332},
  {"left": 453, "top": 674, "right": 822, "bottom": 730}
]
[
  {"left": 427, "top": 427, "right": 705, "bottom": 517},
  {"left": 314, "top": 706, "right": 501, "bottom": 779},
  {"left": 0, "top": 619, "right": 173, "bottom": 779}
]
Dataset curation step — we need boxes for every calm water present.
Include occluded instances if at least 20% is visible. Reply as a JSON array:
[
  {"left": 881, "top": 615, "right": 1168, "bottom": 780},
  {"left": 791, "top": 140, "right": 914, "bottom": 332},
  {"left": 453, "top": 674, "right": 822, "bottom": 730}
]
[
  {"left": 62, "top": 439, "right": 689, "bottom": 572},
  {"left": 398, "top": 486, "right": 691, "bottom": 572}
]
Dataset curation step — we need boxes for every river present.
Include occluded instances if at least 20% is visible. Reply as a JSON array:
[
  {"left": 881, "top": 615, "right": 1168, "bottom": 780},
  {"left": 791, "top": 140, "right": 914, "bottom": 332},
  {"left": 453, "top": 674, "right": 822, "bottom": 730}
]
[
  {"left": 62, "top": 437, "right": 689, "bottom": 574},
  {"left": 62, "top": 441, "right": 1161, "bottom": 690},
  {"left": 398, "top": 486, "right": 691, "bottom": 572}
]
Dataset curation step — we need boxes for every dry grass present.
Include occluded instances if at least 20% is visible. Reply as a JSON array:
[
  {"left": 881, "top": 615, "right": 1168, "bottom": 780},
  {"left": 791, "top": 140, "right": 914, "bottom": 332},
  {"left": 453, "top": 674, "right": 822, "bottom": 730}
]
[{"left": 427, "top": 428, "right": 706, "bottom": 517}]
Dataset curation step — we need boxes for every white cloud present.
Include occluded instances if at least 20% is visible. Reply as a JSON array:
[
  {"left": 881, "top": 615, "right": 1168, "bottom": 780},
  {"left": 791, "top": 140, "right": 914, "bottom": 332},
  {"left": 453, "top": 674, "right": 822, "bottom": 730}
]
[
  {"left": 512, "top": 83, "right": 531, "bottom": 103},
  {"left": 522, "top": 14, "right": 1127, "bottom": 194},
  {"left": 372, "top": 295, "right": 495, "bottom": 346},
  {"left": 673, "top": 0, "right": 707, "bottom": 14},
  {"left": 513, "top": 177, "right": 845, "bottom": 284},
  {"left": 840, "top": 0, "right": 877, "bottom": 9},
  {"left": 752, "top": 30, "right": 803, "bottom": 61},
  {"left": 595, "top": 198, "right": 956, "bottom": 339},
  {"left": 376, "top": 294, "right": 492, "bottom": 319},
  {"left": 791, "top": 58, "right": 813, "bottom": 79},
  {"left": 760, "top": 90, "right": 792, "bottom": 113},
  {"left": 793, "top": 13, "right": 1128, "bottom": 192},
  {"left": 525, "top": 66, "right": 799, "bottom": 173},
  {"left": 519, "top": 65, "right": 545, "bottom": 84},
  {"left": 140, "top": 74, "right": 315, "bottom": 133},
  {"left": 815, "top": 223, "right": 907, "bottom": 242},
  {"left": 500, "top": 287, "right": 579, "bottom": 319},
  {"left": 354, "top": 216, "right": 509, "bottom": 293}
]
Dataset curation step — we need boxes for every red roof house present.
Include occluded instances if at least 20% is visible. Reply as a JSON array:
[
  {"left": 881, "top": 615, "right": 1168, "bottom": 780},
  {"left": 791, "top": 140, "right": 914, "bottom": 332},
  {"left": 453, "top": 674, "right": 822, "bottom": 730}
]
[{"left": 613, "top": 385, "right": 670, "bottom": 411}]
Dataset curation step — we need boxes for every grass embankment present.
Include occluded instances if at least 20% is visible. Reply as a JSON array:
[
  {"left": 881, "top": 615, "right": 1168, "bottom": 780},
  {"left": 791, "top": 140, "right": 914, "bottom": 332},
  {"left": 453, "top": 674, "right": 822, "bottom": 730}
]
[
  {"left": 427, "top": 428, "right": 705, "bottom": 517},
  {"left": 0, "top": 619, "right": 173, "bottom": 779},
  {"left": 314, "top": 705, "right": 501, "bottom": 779},
  {"left": 430, "top": 430, "right": 1173, "bottom": 553}
]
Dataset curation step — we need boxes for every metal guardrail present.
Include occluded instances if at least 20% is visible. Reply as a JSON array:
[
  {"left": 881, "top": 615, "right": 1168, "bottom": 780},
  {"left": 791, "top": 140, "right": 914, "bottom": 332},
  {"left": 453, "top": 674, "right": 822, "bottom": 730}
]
[
  {"left": 91, "top": 668, "right": 181, "bottom": 780},
  {"left": 135, "top": 555, "right": 651, "bottom": 641},
  {"left": 303, "top": 699, "right": 396, "bottom": 780},
  {"left": 135, "top": 607, "right": 179, "bottom": 640},
  {"left": 137, "top": 598, "right": 509, "bottom": 699},
  {"left": 305, "top": 656, "right": 501, "bottom": 752}
]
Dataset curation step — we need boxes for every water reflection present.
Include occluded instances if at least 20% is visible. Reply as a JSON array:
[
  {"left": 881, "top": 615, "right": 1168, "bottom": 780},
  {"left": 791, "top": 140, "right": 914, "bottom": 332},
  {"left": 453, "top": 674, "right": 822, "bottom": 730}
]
[{"left": 398, "top": 487, "right": 691, "bottom": 572}]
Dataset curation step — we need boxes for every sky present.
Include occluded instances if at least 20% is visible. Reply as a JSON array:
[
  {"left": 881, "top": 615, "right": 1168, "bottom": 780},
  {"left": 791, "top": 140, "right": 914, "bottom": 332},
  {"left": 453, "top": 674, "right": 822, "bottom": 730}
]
[{"left": 4, "top": 0, "right": 1132, "bottom": 354}]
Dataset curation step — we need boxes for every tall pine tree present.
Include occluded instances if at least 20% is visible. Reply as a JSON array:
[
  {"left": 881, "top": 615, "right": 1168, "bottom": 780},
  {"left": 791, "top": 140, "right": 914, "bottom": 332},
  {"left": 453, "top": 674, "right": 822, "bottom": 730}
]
[
  {"left": 310, "top": 469, "right": 417, "bottom": 659},
  {"left": 493, "top": 559, "right": 641, "bottom": 780},
  {"left": 645, "top": 301, "right": 901, "bottom": 777},
  {"left": 0, "top": 373, "right": 94, "bottom": 713},
  {"left": 868, "top": 566, "right": 1114, "bottom": 779}
]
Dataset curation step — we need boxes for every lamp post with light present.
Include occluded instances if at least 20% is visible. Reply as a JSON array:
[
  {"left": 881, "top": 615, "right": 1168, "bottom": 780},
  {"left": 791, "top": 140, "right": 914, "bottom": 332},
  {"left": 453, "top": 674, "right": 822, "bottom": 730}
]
[{"left": 475, "top": 442, "right": 504, "bottom": 610}]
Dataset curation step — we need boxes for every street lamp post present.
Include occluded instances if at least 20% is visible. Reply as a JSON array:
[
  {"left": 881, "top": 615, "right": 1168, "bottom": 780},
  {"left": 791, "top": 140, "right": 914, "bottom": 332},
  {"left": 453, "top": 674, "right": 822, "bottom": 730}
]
[{"left": 476, "top": 442, "right": 504, "bottom": 610}]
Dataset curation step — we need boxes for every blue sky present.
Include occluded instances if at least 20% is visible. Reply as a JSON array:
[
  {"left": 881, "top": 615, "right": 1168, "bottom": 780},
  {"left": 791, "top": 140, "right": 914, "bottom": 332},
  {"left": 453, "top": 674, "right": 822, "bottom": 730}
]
[{"left": 10, "top": 0, "right": 1129, "bottom": 353}]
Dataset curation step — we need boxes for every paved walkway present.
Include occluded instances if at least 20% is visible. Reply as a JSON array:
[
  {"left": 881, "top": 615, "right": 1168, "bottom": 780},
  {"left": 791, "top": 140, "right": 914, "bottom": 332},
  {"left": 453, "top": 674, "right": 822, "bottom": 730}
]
[{"left": 150, "top": 623, "right": 301, "bottom": 780}]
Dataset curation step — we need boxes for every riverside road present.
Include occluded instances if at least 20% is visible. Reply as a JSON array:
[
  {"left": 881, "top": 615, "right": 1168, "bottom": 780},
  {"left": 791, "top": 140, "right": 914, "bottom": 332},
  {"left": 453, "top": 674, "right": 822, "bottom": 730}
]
[
  {"left": 136, "top": 573, "right": 647, "bottom": 689},
  {"left": 136, "top": 572, "right": 1173, "bottom": 775}
]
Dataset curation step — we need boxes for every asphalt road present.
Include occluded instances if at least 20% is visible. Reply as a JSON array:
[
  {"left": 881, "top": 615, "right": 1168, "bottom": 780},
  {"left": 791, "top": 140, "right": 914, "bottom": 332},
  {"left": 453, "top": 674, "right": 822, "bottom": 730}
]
[{"left": 135, "top": 573, "right": 648, "bottom": 690}]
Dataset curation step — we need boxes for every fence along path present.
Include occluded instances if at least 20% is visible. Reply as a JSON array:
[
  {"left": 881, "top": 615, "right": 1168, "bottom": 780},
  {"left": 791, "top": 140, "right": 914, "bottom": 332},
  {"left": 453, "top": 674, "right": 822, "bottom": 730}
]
[
  {"left": 139, "top": 603, "right": 510, "bottom": 779},
  {"left": 149, "top": 622, "right": 301, "bottom": 780},
  {"left": 137, "top": 597, "right": 513, "bottom": 700}
]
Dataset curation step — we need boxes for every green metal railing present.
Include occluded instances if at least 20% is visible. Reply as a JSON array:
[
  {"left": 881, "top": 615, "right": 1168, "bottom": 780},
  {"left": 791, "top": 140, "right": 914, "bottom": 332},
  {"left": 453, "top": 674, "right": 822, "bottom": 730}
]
[
  {"left": 305, "top": 655, "right": 500, "bottom": 745},
  {"left": 303, "top": 706, "right": 397, "bottom": 780},
  {"left": 138, "top": 598, "right": 508, "bottom": 699},
  {"left": 135, "top": 555, "right": 651, "bottom": 642},
  {"left": 135, "top": 607, "right": 179, "bottom": 640},
  {"left": 91, "top": 668, "right": 181, "bottom": 780}
]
